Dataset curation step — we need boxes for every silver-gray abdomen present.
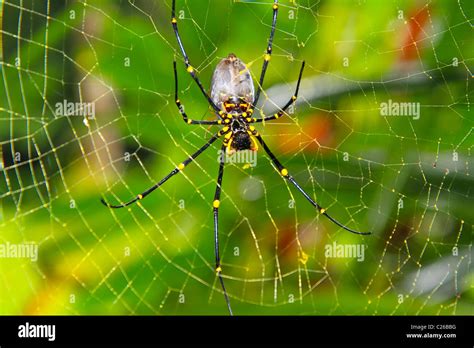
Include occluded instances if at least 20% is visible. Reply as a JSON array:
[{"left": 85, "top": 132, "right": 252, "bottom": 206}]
[{"left": 210, "top": 53, "right": 255, "bottom": 109}]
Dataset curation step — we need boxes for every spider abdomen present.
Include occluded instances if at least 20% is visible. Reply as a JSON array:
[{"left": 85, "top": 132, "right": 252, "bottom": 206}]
[{"left": 211, "top": 53, "right": 255, "bottom": 110}]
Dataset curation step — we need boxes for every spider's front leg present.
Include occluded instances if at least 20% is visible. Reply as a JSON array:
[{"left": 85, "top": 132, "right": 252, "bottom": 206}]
[
  {"left": 100, "top": 128, "right": 230, "bottom": 208},
  {"left": 250, "top": 130, "right": 371, "bottom": 236},
  {"left": 212, "top": 144, "right": 233, "bottom": 315}
]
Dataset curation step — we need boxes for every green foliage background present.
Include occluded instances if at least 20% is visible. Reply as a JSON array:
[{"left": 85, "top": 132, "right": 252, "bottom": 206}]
[{"left": 0, "top": 0, "right": 472, "bottom": 315}]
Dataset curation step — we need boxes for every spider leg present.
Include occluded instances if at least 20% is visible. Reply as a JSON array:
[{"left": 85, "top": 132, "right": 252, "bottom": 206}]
[
  {"left": 171, "top": 0, "right": 221, "bottom": 114},
  {"left": 253, "top": 0, "right": 279, "bottom": 107},
  {"left": 254, "top": 133, "right": 371, "bottom": 235},
  {"left": 213, "top": 144, "right": 233, "bottom": 315},
  {"left": 173, "top": 61, "right": 220, "bottom": 125},
  {"left": 101, "top": 128, "right": 230, "bottom": 209},
  {"left": 254, "top": 61, "right": 305, "bottom": 123}
]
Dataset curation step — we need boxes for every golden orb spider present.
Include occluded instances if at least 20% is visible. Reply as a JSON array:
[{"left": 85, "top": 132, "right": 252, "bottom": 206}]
[{"left": 101, "top": 0, "right": 371, "bottom": 315}]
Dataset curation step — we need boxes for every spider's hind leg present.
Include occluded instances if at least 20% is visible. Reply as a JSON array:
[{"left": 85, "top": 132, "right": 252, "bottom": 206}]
[
  {"left": 173, "top": 61, "right": 220, "bottom": 126},
  {"left": 171, "top": 0, "right": 221, "bottom": 114},
  {"left": 254, "top": 61, "right": 305, "bottom": 123},
  {"left": 253, "top": 0, "right": 280, "bottom": 107}
]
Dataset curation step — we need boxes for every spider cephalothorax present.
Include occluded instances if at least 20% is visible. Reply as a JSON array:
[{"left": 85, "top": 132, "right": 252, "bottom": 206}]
[{"left": 101, "top": 0, "right": 370, "bottom": 316}]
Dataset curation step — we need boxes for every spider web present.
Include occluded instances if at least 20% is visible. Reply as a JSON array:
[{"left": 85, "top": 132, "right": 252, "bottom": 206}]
[{"left": 0, "top": 0, "right": 472, "bottom": 315}]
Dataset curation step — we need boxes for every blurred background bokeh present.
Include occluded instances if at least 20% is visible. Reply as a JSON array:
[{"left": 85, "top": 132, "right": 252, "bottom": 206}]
[{"left": 0, "top": 0, "right": 472, "bottom": 315}]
